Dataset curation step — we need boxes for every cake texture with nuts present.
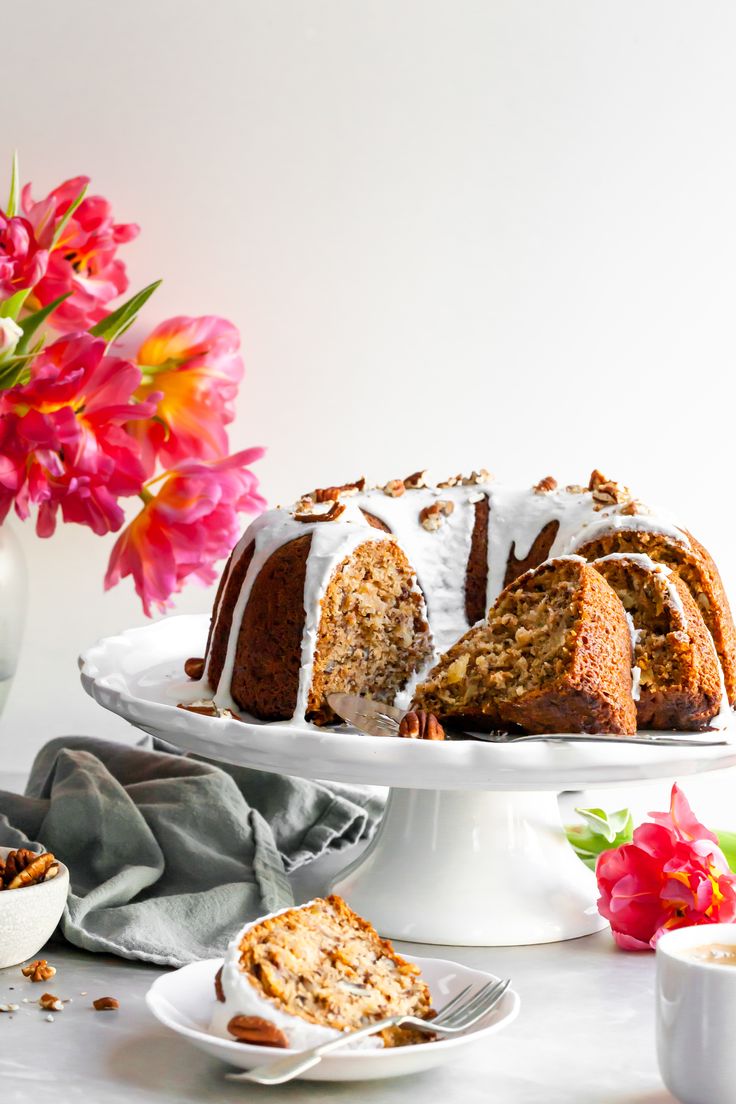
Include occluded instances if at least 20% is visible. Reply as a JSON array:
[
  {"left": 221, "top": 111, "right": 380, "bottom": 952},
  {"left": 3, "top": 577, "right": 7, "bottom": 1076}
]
[
  {"left": 190, "top": 470, "right": 735, "bottom": 733},
  {"left": 209, "top": 896, "right": 434, "bottom": 1049},
  {"left": 413, "top": 557, "right": 638, "bottom": 735}
]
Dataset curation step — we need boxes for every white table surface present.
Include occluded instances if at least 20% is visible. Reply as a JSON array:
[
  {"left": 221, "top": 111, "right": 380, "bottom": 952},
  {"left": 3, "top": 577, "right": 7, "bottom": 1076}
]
[{"left": 8, "top": 764, "right": 733, "bottom": 1104}]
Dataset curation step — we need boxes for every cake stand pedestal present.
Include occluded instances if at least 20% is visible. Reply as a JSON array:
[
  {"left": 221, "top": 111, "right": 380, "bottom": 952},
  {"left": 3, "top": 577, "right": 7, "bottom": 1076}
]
[
  {"left": 80, "top": 614, "right": 736, "bottom": 947},
  {"left": 331, "top": 788, "right": 601, "bottom": 945}
]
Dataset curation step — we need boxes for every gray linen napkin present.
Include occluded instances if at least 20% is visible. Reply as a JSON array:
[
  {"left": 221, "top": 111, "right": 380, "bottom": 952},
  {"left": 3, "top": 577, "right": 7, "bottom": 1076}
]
[{"left": 0, "top": 736, "right": 384, "bottom": 968}]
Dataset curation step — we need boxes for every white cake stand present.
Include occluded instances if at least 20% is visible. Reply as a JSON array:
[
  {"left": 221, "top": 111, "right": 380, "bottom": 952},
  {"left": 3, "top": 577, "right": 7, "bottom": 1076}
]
[{"left": 80, "top": 614, "right": 736, "bottom": 948}]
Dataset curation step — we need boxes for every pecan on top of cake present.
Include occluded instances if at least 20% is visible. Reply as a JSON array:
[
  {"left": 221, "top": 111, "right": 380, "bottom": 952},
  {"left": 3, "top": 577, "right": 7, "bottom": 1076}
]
[
  {"left": 419, "top": 500, "right": 454, "bottom": 531},
  {"left": 293, "top": 500, "right": 347, "bottom": 523},
  {"left": 587, "top": 469, "right": 633, "bottom": 511}
]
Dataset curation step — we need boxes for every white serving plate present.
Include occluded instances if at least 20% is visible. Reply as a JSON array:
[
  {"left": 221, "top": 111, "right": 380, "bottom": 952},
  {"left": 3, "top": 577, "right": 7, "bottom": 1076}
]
[
  {"left": 145, "top": 955, "right": 520, "bottom": 1082},
  {"left": 80, "top": 614, "right": 736, "bottom": 791}
]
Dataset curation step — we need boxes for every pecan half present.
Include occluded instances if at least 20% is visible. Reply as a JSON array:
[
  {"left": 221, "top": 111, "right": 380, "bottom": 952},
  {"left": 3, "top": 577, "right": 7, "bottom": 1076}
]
[
  {"left": 214, "top": 966, "right": 225, "bottom": 1003},
  {"left": 3, "top": 849, "right": 35, "bottom": 886},
  {"left": 92, "top": 997, "right": 120, "bottom": 1011},
  {"left": 177, "top": 700, "right": 244, "bottom": 722},
  {"left": 398, "top": 710, "right": 445, "bottom": 740},
  {"left": 462, "top": 469, "right": 493, "bottom": 485},
  {"left": 620, "top": 499, "right": 652, "bottom": 516},
  {"left": 39, "top": 993, "right": 63, "bottom": 1012},
  {"left": 419, "top": 500, "right": 454, "bottom": 531},
  {"left": 403, "top": 470, "right": 428, "bottom": 489},
  {"left": 585, "top": 470, "right": 633, "bottom": 510},
  {"left": 227, "top": 1015, "right": 288, "bottom": 1048},
  {"left": 21, "top": 960, "right": 56, "bottom": 983},
  {"left": 438, "top": 473, "right": 462, "bottom": 488},
  {"left": 533, "top": 476, "right": 557, "bottom": 494},
  {"left": 382, "top": 479, "right": 405, "bottom": 497},
  {"left": 293, "top": 501, "right": 347, "bottom": 523},
  {"left": 588, "top": 469, "right": 608, "bottom": 491},
  {"left": 6, "top": 852, "right": 57, "bottom": 890},
  {"left": 312, "top": 477, "right": 365, "bottom": 502},
  {"left": 184, "top": 656, "right": 205, "bottom": 680}
]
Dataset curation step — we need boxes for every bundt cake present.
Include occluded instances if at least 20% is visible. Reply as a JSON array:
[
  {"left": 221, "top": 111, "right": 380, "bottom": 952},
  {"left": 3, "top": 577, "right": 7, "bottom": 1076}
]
[
  {"left": 591, "top": 554, "right": 723, "bottom": 731},
  {"left": 411, "top": 557, "right": 638, "bottom": 734},
  {"left": 209, "top": 895, "right": 434, "bottom": 1048},
  {"left": 195, "top": 469, "right": 735, "bottom": 732}
]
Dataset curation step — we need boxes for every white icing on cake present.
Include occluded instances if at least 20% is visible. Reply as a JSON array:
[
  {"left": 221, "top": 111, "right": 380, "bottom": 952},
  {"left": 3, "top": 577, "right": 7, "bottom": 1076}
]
[
  {"left": 203, "top": 476, "right": 728, "bottom": 725},
  {"left": 209, "top": 901, "right": 382, "bottom": 1050},
  {"left": 360, "top": 486, "right": 477, "bottom": 653}
]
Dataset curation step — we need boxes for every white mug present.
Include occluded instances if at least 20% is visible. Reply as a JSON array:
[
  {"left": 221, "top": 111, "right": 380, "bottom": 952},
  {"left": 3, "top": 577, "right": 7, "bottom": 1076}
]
[{"left": 656, "top": 923, "right": 736, "bottom": 1104}]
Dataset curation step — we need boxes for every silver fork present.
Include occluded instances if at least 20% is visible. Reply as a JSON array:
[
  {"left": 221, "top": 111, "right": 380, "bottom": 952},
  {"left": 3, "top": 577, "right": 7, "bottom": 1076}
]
[{"left": 226, "top": 977, "right": 511, "bottom": 1085}]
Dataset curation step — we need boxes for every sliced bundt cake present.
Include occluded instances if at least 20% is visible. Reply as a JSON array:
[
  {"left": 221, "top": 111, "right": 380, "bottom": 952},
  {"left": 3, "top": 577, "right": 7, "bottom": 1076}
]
[
  {"left": 412, "top": 557, "right": 637, "bottom": 735},
  {"left": 196, "top": 469, "right": 734, "bottom": 733},
  {"left": 591, "top": 553, "right": 722, "bottom": 730}
]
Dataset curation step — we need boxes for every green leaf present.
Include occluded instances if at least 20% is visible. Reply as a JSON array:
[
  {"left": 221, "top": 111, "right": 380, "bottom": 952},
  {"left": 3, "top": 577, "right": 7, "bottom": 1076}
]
[
  {"left": 7, "top": 151, "right": 19, "bottom": 217},
  {"left": 50, "top": 181, "right": 88, "bottom": 250},
  {"left": 717, "top": 831, "right": 736, "bottom": 872},
  {"left": 0, "top": 288, "right": 30, "bottom": 320},
  {"left": 565, "top": 806, "right": 633, "bottom": 871},
  {"left": 14, "top": 292, "right": 71, "bottom": 356},
  {"left": 89, "top": 280, "right": 162, "bottom": 345}
]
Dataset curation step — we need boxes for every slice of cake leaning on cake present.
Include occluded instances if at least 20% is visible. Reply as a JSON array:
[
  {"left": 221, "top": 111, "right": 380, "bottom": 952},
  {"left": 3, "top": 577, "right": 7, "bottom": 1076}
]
[
  {"left": 591, "top": 554, "right": 723, "bottom": 730},
  {"left": 210, "top": 896, "right": 434, "bottom": 1048},
  {"left": 191, "top": 468, "right": 735, "bottom": 733},
  {"left": 412, "top": 557, "right": 638, "bottom": 734}
]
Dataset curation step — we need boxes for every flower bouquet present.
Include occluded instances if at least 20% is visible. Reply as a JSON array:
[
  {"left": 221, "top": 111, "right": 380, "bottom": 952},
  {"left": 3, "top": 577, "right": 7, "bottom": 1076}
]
[{"left": 0, "top": 155, "right": 265, "bottom": 615}]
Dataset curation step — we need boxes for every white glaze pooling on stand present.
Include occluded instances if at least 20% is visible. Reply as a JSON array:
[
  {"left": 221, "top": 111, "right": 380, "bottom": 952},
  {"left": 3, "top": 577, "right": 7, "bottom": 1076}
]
[{"left": 331, "top": 788, "right": 605, "bottom": 946}]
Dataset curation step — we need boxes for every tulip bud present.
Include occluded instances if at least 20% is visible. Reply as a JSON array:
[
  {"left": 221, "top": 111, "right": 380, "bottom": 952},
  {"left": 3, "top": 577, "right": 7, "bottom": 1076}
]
[{"left": 0, "top": 316, "right": 22, "bottom": 363}]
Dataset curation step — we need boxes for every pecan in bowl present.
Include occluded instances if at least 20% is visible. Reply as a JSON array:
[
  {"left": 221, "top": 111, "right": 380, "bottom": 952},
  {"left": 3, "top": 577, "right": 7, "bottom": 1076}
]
[{"left": 0, "top": 846, "right": 70, "bottom": 971}]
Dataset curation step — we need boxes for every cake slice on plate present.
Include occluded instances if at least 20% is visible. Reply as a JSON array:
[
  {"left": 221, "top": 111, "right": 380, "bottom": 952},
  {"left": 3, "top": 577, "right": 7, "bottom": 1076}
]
[{"left": 210, "top": 895, "right": 434, "bottom": 1048}]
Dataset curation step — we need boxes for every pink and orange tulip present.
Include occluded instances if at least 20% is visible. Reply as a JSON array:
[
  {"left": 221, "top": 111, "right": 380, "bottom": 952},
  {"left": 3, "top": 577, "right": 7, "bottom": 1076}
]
[{"left": 596, "top": 784, "right": 736, "bottom": 950}]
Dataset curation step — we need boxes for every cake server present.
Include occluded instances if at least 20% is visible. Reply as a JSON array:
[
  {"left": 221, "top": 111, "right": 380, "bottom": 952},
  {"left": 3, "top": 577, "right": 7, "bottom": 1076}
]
[{"left": 326, "top": 693, "right": 729, "bottom": 747}]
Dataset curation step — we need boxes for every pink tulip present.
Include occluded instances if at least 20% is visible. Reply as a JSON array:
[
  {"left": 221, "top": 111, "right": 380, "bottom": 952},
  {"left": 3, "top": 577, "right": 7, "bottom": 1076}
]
[
  {"left": 129, "top": 315, "right": 244, "bottom": 474},
  {"left": 0, "top": 212, "right": 48, "bottom": 298},
  {"left": 596, "top": 784, "right": 736, "bottom": 950},
  {"left": 0, "top": 332, "right": 156, "bottom": 536},
  {"left": 104, "top": 449, "right": 265, "bottom": 615},
  {"left": 22, "top": 176, "right": 139, "bottom": 331}
]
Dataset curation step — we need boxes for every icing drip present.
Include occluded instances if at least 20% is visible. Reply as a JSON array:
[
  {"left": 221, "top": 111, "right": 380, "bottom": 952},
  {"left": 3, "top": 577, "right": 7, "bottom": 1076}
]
[
  {"left": 210, "top": 502, "right": 392, "bottom": 713},
  {"left": 205, "top": 479, "right": 711, "bottom": 725},
  {"left": 292, "top": 513, "right": 399, "bottom": 721},
  {"left": 359, "top": 487, "right": 477, "bottom": 654},
  {"left": 624, "top": 612, "right": 643, "bottom": 702}
]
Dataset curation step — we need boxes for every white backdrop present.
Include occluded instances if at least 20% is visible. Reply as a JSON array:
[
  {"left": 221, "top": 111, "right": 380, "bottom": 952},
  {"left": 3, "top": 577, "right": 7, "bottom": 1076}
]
[{"left": 3, "top": 1, "right": 736, "bottom": 773}]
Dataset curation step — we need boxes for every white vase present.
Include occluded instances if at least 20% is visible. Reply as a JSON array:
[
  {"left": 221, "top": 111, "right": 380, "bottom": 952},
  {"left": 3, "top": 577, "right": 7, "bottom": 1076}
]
[{"left": 0, "top": 522, "right": 27, "bottom": 716}]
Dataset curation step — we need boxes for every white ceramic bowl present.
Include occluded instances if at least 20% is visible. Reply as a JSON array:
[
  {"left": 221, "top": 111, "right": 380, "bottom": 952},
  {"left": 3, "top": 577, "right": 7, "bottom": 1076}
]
[{"left": 0, "top": 846, "right": 69, "bottom": 969}]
